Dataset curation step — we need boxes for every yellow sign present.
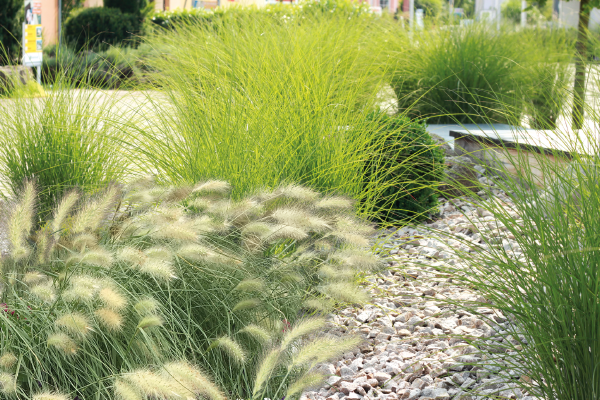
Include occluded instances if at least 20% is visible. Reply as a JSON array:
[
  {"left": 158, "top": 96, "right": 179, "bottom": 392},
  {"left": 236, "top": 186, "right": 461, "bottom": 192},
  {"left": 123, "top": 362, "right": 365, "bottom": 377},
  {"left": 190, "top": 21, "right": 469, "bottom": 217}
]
[{"left": 24, "top": 24, "right": 42, "bottom": 54}]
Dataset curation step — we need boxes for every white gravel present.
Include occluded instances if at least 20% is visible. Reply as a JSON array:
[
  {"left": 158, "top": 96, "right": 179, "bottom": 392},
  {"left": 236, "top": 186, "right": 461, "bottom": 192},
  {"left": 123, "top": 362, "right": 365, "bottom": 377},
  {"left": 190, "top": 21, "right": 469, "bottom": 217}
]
[{"left": 302, "top": 171, "right": 540, "bottom": 400}]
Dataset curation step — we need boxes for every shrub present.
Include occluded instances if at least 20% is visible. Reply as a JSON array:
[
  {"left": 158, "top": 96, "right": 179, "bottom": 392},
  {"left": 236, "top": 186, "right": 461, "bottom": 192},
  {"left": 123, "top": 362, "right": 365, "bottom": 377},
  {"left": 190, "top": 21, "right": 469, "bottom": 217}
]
[
  {"left": 0, "top": 0, "right": 21, "bottom": 63},
  {"left": 0, "top": 87, "right": 125, "bottom": 220},
  {"left": 415, "top": 0, "right": 443, "bottom": 17},
  {"left": 104, "top": 0, "right": 143, "bottom": 15},
  {"left": 131, "top": 13, "right": 417, "bottom": 223},
  {"left": 389, "top": 26, "right": 572, "bottom": 125},
  {"left": 64, "top": 7, "right": 141, "bottom": 52},
  {"left": 360, "top": 112, "right": 445, "bottom": 223},
  {"left": 0, "top": 179, "right": 379, "bottom": 398}
]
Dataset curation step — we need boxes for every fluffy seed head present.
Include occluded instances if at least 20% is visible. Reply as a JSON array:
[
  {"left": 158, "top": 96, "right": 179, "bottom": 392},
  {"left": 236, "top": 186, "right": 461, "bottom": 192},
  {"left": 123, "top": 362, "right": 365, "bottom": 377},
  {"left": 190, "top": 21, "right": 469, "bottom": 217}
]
[
  {"left": 134, "top": 298, "right": 159, "bottom": 315},
  {"left": 33, "top": 393, "right": 71, "bottom": 400},
  {"left": 0, "top": 353, "right": 17, "bottom": 370},
  {"left": 72, "top": 233, "right": 98, "bottom": 251},
  {"left": 177, "top": 244, "right": 209, "bottom": 262},
  {"left": 64, "top": 275, "right": 100, "bottom": 302},
  {"left": 139, "top": 259, "right": 176, "bottom": 281},
  {"left": 99, "top": 287, "right": 128, "bottom": 310},
  {"left": 286, "top": 372, "right": 324, "bottom": 398},
  {"left": 239, "top": 324, "right": 272, "bottom": 343},
  {"left": 268, "top": 225, "right": 308, "bottom": 241},
  {"left": 81, "top": 249, "right": 114, "bottom": 268},
  {"left": 278, "top": 184, "right": 319, "bottom": 201},
  {"left": 0, "top": 372, "right": 16, "bottom": 394},
  {"left": 242, "top": 222, "right": 272, "bottom": 237},
  {"left": 144, "top": 246, "right": 172, "bottom": 261},
  {"left": 271, "top": 208, "right": 329, "bottom": 231},
  {"left": 253, "top": 349, "right": 281, "bottom": 397},
  {"left": 95, "top": 308, "right": 123, "bottom": 331},
  {"left": 51, "top": 190, "right": 80, "bottom": 241},
  {"left": 47, "top": 333, "right": 78, "bottom": 355},
  {"left": 23, "top": 272, "right": 47, "bottom": 285},
  {"left": 71, "top": 185, "right": 120, "bottom": 234},
  {"left": 320, "top": 282, "right": 369, "bottom": 304},
  {"left": 124, "top": 370, "right": 188, "bottom": 399},
  {"left": 55, "top": 313, "right": 92, "bottom": 336},
  {"left": 151, "top": 222, "right": 197, "bottom": 242},
  {"left": 117, "top": 247, "right": 146, "bottom": 267},
  {"left": 215, "top": 336, "right": 246, "bottom": 365},
  {"left": 232, "top": 298, "right": 261, "bottom": 312},
  {"left": 30, "top": 283, "right": 56, "bottom": 303},
  {"left": 281, "top": 317, "right": 326, "bottom": 349},
  {"left": 8, "top": 180, "right": 36, "bottom": 262},
  {"left": 114, "top": 379, "right": 143, "bottom": 400},
  {"left": 234, "top": 278, "right": 265, "bottom": 292},
  {"left": 161, "top": 361, "right": 226, "bottom": 400},
  {"left": 137, "top": 315, "right": 163, "bottom": 330},
  {"left": 314, "top": 197, "right": 354, "bottom": 210},
  {"left": 192, "top": 180, "right": 231, "bottom": 195}
]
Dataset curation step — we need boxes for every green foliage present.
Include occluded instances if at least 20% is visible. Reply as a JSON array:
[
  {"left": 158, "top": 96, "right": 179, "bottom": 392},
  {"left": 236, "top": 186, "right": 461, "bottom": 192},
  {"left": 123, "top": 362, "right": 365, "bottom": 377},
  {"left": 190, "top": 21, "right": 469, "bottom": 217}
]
[
  {"left": 501, "top": 0, "right": 522, "bottom": 23},
  {"left": 389, "top": 25, "right": 574, "bottom": 125},
  {"left": 0, "top": 0, "right": 21, "bottom": 63},
  {"left": 131, "top": 13, "right": 417, "bottom": 224},
  {"left": 361, "top": 113, "right": 445, "bottom": 223},
  {"left": 415, "top": 0, "right": 443, "bottom": 17},
  {"left": 148, "top": 0, "right": 372, "bottom": 29},
  {"left": 61, "top": 0, "right": 85, "bottom": 21},
  {"left": 104, "top": 0, "right": 143, "bottom": 15},
  {"left": 64, "top": 7, "right": 142, "bottom": 52},
  {"left": 0, "top": 180, "right": 377, "bottom": 398},
  {"left": 0, "top": 86, "right": 126, "bottom": 220}
]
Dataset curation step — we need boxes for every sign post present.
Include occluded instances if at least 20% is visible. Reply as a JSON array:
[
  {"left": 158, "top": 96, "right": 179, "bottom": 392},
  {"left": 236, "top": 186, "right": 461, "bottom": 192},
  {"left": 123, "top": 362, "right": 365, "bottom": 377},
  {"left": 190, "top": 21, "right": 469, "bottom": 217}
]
[{"left": 23, "top": 0, "right": 43, "bottom": 84}]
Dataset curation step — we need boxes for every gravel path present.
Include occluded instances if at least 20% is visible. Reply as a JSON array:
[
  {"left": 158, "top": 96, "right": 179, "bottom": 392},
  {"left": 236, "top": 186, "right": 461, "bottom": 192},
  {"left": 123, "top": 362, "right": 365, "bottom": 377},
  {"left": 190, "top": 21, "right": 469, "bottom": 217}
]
[{"left": 302, "top": 174, "right": 538, "bottom": 400}]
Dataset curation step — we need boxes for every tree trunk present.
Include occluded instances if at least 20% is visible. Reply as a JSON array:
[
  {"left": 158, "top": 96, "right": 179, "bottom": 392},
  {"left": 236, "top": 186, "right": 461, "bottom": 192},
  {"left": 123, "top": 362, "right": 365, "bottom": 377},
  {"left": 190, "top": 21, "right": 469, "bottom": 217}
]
[{"left": 572, "top": 0, "right": 590, "bottom": 130}]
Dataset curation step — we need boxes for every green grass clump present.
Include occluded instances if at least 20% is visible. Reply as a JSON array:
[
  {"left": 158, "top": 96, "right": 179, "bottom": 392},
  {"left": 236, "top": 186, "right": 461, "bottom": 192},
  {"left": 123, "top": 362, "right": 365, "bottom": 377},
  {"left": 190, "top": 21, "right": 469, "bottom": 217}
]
[
  {"left": 440, "top": 98, "right": 600, "bottom": 398},
  {"left": 0, "top": 179, "right": 380, "bottom": 399},
  {"left": 128, "top": 12, "right": 423, "bottom": 221},
  {"left": 389, "top": 24, "right": 573, "bottom": 125},
  {"left": 0, "top": 84, "right": 125, "bottom": 220}
]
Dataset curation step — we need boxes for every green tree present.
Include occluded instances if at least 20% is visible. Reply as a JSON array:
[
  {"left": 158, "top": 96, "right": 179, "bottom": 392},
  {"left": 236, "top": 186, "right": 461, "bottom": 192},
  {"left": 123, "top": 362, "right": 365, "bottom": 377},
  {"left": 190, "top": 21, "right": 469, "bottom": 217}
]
[
  {"left": 104, "top": 0, "right": 142, "bottom": 15},
  {"left": 0, "top": 0, "right": 21, "bottom": 63}
]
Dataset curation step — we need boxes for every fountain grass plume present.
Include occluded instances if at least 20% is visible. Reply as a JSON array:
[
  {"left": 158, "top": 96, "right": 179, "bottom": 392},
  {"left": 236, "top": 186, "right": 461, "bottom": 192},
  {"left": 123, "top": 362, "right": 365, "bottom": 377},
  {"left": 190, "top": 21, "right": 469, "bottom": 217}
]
[
  {"left": 280, "top": 317, "right": 326, "bottom": 350},
  {"left": 161, "top": 361, "right": 226, "bottom": 400},
  {"left": 233, "top": 298, "right": 261, "bottom": 312},
  {"left": 47, "top": 332, "right": 78, "bottom": 355},
  {"left": 114, "top": 379, "right": 142, "bottom": 400},
  {"left": 252, "top": 348, "right": 282, "bottom": 398},
  {"left": 51, "top": 190, "right": 80, "bottom": 242},
  {"left": 285, "top": 372, "right": 324, "bottom": 398},
  {"left": 137, "top": 315, "right": 163, "bottom": 330},
  {"left": 55, "top": 313, "right": 92, "bottom": 336},
  {"left": 81, "top": 249, "right": 114, "bottom": 268},
  {"left": 234, "top": 278, "right": 265, "bottom": 292},
  {"left": 239, "top": 324, "right": 272, "bottom": 343},
  {"left": 95, "top": 308, "right": 124, "bottom": 331},
  {"left": 32, "top": 393, "right": 70, "bottom": 400},
  {"left": 0, "top": 353, "right": 17, "bottom": 370},
  {"left": 70, "top": 184, "right": 120, "bottom": 234},
  {"left": 214, "top": 336, "right": 247, "bottom": 365},
  {"left": 139, "top": 259, "right": 176, "bottom": 281},
  {"left": 30, "top": 283, "right": 57, "bottom": 303},
  {"left": 133, "top": 298, "right": 160, "bottom": 315},
  {"left": 99, "top": 287, "right": 128, "bottom": 310},
  {"left": 6, "top": 180, "right": 36, "bottom": 261}
]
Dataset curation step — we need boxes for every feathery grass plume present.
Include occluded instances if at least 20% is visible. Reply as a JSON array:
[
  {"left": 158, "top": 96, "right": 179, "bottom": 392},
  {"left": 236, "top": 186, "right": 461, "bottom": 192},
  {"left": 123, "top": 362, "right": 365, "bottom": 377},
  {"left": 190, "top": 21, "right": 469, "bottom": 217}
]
[
  {"left": 99, "top": 287, "right": 127, "bottom": 310},
  {"left": 278, "top": 184, "right": 319, "bottom": 201},
  {"left": 81, "top": 249, "right": 114, "bottom": 268},
  {"left": 314, "top": 197, "right": 354, "bottom": 211},
  {"left": 239, "top": 324, "right": 272, "bottom": 343},
  {"left": 134, "top": 298, "right": 159, "bottom": 315},
  {"left": 144, "top": 247, "right": 172, "bottom": 261},
  {"left": 329, "top": 250, "right": 382, "bottom": 270},
  {"left": 161, "top": 361, "right": 226, "bottom": 400},
  {"left": 232, "top": 298, "right": 261, "bottom": 312},
  {"left": 70, "top": 184, "right": 120, "bottom": 234},
  {"left": 63, "top": 275, "right": 101, "bottom": 303},
  {"left": 268, "top": 225, "right": 308, "bottom": 241},
  {"left": 7, "top": 180, "right": 36, "bottom": 261},
  {"left": 47, "top": 332, "right": 78, "bottom": 355},
  {"left": 55, "top": 312, "right": 92, "bottom": 336},
  {"left": 0, "top": 353, "right": 17, "bottom": 370},
  {"left": 72, "top": 233, "right": 98, "bottom": 251},
  {"left": 189, "top": 197, "right": 210, "bottom": 212},
  {"left": 117, "top": 247, "right": 146, "bottom": 268},
  {"left": 33, "top": 393, "right": 70, "bottom": 400},
  {"left": 65, "top": 254, "right": 82, "bottom": 268},
  {"left": 36, "top": 227, "right": 51, "bottom": 263},
  {"left": 0, "top": 372, "right": 17, "bottom": 394},
  {"left": 125, "top": 370, "right": 191, "bottom": 399},
  {"left": 291, "top": 336, "right": 360, "bottom": 368},
  {"left": 151, "top": 221, "right": 198, "bottom": 242},
  {"left": 148, "top": 206, "right": 184, "bottom": 224},
  {"left": 95, "top": 308, "right": 123, "bottom": 331},
  {"left": 286, "top": 372, "right": 324, "bottom": 398},
  {"left": 191, "top": 215, "right": 215, "bottom": 233},
  {"left": 23, "top": 271, "right": 48, "bottom": 285},
  {"left": 224, "top": 199, "right": 264, "bottom": 224},
  {"left": 163, "top": 185, "right": 193, "bottom": 203},
  {"left": 137, "top": 315, "right": 163, "bottom": 330},
  {"left": 318, "top": 264, "right": 355, "bottom": 281},
  {"left": 242, "top": 222, "right": 273, "bottom": 237},
  {"left": 320, "top": 282, "right": 369, "bottom": 304},
  {"left": 280, "top": 317, "right": 326, "bottom": 350},
  {"left": 51, "top": 190, "right": 80, "bottom": 241},
  {"left": 234, "top": 278, "right": 265, "bottom": 292},
  {"left": 335, "top": 217, "right": 375, "bottom": 236},
  {"left": 214, "top": 336, "right": 246, "bottom": 365},
  {"left": 125, "top": 190, "right": 155, "bottom": 207},
  {"left": 252, "top": 348, "right": 282, "bottom": 398},
  {"left": 271, "top": 208, "right": 329, "bottom": 231},
  {"left": 139, "top": 259, "right": 176, "bottom": 281},
  {"left": 114, "top": 379, "right": 143, "bottom": 400},
  {"left": 303, "top": 297, "right": 335, "bottom": 312},
  {"left": 329, "top": 231, "right": 370, "bottom": 247},
  {"left": 176, "top": 244, "right": 209, "bottom": 262},
  {"left": 192, "top": 180, "right": 231, "bottom": 195},
  {"left": 30, "top": 283, "right": 57, "bottom": 303}
]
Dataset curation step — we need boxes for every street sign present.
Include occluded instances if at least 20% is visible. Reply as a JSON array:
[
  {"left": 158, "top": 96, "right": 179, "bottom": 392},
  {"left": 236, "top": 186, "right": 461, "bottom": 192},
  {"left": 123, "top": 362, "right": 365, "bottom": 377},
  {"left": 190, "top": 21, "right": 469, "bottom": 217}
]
[{"left": 23, "top": 0, "right": 43, "bottom": 70}]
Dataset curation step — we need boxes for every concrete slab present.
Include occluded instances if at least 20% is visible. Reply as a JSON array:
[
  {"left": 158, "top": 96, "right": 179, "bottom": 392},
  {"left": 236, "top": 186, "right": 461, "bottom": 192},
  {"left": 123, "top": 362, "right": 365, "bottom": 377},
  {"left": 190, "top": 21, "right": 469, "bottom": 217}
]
[{"left": 426, "top": 124, "right": 515, "bottom": 149}]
